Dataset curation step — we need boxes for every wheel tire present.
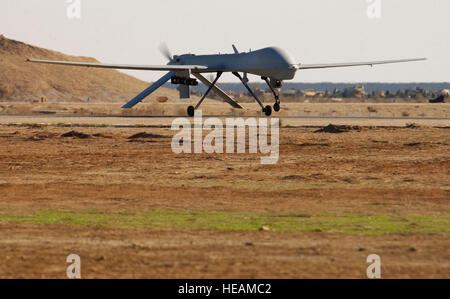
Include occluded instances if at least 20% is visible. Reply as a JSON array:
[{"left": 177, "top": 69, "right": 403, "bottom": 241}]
[
  {"left": 187, "top": 106, "right": 195, "bottom": 117},
  {"left": 263, "top": 105, "right": 272, "bottom": 117},
  {"left": 273, "top": 102, "right": 280, "bottom": 112}
]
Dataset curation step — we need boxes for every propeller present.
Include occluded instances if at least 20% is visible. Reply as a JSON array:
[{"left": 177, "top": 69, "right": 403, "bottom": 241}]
[{"left": 159, "top": 42, "right": 174, "bottom": 63}]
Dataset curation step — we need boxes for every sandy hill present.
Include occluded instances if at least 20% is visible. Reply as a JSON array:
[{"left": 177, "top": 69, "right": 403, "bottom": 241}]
[{"left": 0, "top": 35, "right": 178, "bottom": 103}]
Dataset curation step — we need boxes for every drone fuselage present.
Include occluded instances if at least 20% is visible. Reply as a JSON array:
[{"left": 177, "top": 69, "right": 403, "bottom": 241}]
[{"left": 171, "top": 47, "right": 297, "bottom": 81}]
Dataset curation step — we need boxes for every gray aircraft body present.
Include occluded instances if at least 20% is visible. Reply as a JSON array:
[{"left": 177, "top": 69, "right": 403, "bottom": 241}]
[
  {"left": 28, "top": 45, "right": 426, "bottom": 116},
  {"left": 171, "top": 47, "right": 297, "bottom": 80}
]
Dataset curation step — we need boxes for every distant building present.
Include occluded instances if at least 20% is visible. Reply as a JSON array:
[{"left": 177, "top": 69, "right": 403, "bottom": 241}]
[
  {"left": 342, "top": 85, "right": 366, "bottom": 98},
  {"left": 282, "top": 89, "right": 297, "bottom": 97},
  {"left": 300, "top": 89, "right": 317, "bottom": 97},
  {"left": 352, "top": 85, "right": 366, "bottom": 98}
]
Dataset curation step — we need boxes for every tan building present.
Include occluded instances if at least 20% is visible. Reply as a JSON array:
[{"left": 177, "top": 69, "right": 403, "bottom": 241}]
[{"left": 301, "top": 89, "right": 317, "bottom": 97}]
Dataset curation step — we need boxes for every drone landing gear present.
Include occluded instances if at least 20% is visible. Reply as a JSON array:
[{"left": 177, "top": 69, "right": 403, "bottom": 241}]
[
  {"left": 273, "top": 102, "right": 280, "bottom": 112},
  {"left": 232, "top": 72, "right": 272, "bottom": 116},
  {"left": 187, "top": 105, "right": 195, "bottom": 117},
  {"left": 262, "top": 77, "right": 281, "bottom": 113},
  {"left": 263, "top": 105, "right": 272, "bottom": 117},
  {"left": 187, "top": 72, "right": 223, "bottom": 117}
]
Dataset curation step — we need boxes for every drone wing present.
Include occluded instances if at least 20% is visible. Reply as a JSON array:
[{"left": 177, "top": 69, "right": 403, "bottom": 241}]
[
  {"left": 296, "top": 58, "right": 426, "bottom": 70},
  {"left": 26, "top": 59, "right": 208, "bottom": 71}
]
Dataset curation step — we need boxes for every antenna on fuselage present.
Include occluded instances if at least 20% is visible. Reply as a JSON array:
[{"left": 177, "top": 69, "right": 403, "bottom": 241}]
[
  {"left": 232, "top": 45, "right": 239, "bottom": 54},
  {"left": 232, "top": 45, "right": 247, "bottom": 82}
]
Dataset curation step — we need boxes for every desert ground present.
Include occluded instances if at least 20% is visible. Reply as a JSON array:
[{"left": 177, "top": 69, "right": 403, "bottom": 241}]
[
  {"left": 0, "top": 102, "right": 449, "bottom": 278},
  {"left": 1, "top": 101, "right": 449, "bottom": 118}
]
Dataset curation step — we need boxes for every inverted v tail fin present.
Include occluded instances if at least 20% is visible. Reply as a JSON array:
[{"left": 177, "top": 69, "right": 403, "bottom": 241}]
[{"left": 122, "top": 71, "right": 176, "bottom": 109}]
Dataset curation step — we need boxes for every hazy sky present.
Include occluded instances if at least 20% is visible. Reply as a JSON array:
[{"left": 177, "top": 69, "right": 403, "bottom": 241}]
[{"left": 1, "top": 0, "right": 449, "bottom": 83}]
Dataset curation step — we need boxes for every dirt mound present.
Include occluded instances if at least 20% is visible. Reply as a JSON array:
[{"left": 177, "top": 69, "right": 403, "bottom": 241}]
[
  {"left": 315, "top": 124, "right": 363, "bottom": 134},
  {"left": 28, "top": 131, "right": 57, "bottom": 141},
  {"left": 406, "top": 123, "right": 423, "bottom": 129},
  {"left": 128, "top": 132, "right": 166, "bottom": 139},
  {"left": 404, "top": 142, "right": 422, "bottom": 147},
  {"left": 0, "top": 35, "right": 177, "bottom": 103},
  {"left": 61, "top": 131, "right": 90, "bottom": 139}
]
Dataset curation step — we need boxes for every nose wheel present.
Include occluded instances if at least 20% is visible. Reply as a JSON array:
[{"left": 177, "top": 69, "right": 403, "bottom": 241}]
[
  {"left": 273, "top": 102, "right": 280, "bottom": 112},
  {"left": 261, "top": 77, "right": 282, "bottom": 113},
  {"left": 187, "top": 106, "right": 195, "bottom": 117}
]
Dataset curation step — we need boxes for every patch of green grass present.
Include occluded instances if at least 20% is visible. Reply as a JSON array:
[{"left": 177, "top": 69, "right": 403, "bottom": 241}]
[
  {"left": 51, "top": 123, "right": 71, "bottom": 127},
  {"left": 0, "top": 209, "right": 448, "bottom": 235},
  {"left": 20, "top": 123, "right": 42, "bottom": 127}
]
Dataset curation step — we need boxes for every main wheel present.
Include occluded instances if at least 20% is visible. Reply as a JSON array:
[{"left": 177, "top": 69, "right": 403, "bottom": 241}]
[
  {"left": 263, "top": 105, "right": 272, "bottom": 117},
  {"left": 187, "top": 106, "right": 195, "bottom": 117},
  {"left": 273, "top": 102, "right": 280, "bottom": 112}
]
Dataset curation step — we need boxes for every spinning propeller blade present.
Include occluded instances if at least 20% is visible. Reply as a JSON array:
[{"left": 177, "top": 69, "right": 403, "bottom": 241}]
[{"left": 159, "top": 42, "right": 174, "bottom": 63}]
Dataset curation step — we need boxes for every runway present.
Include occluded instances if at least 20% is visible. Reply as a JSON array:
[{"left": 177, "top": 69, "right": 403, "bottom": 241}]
[{"left": 0, "top": 114, "right": 449, "bottom": 127}]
